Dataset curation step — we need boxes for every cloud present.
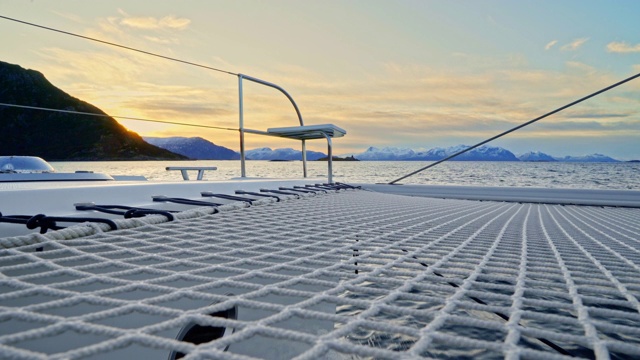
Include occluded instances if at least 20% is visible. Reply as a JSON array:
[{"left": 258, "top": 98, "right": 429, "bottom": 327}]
[
  {"left": 122, "top": 98, "right": 236, "bottom": 119},
  {"left": 530, "top": 119, "right": 640, "bottom": 133},
  {"left": 561, "top": 38, "right": 589, "bottom": 51},
  {"left": 606, "top": 41, "right": 640, "bottom": 53},
  {"left": 565, "top": 61, "right": 596, "bottom": 73},
  {"left": 564, "top": 112, "right": 630, "bottom": 119},
  {"left": 51, "top": 11, "right": 86, "bottom": 24},
  {"left": 545, "top": 40, "right": 558, "bottom": 50},
  {"left": 120, "top": 15, "right": 191, "bottom": 30},
  {"left": 143, "top": 36, "right": 179, "bottom": 45}
]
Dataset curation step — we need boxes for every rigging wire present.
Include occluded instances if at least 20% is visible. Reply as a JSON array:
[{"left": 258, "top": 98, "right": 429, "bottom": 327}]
[
  {"left": 389, "top": 71, "right": 640, "bottom": 185},
  {"left": 0, "top": 103, "right": 239, "bottom": 132},
  {"left": 0, "top": 15, "right": 237, "bottom": 76}
]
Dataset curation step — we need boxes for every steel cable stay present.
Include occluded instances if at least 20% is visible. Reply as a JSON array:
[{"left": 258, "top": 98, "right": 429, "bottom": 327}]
[
  {"left": 0, "top": 15, "right": 237, "bottom": 76},
  {"left": 0, "top": 103, "right": 238, "bottom": 132},
  {"left": 389, "top": 71, "right": 640, "bottom": 184}
]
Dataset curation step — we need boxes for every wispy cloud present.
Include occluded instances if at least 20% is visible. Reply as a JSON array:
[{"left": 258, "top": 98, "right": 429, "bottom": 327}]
[
  {"left": 545, "top": 40, "right": 558, "bottom": 50},
  {"left": 561, "top": 38, "right": 589, "bottom": 51},
  {"left": 606, "top": 41, "right": 640, "bottom": 53},
  {"left": 119, "top": 15, "right": 191, "bottom": 30},
  {"left": 51, "top": 10, "right": 86, "bottom": 24},
  {"left": 565, "top": 61, "right": 596, "bottom": 73},
  {"left": 143, "top": 36, "right": 178, "bottom": 45},
  {"left": 564, "top": 112, "right": 630, "bottom": 119}
]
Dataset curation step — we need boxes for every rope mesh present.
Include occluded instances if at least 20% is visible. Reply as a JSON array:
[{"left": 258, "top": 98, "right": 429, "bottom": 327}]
[{"left": 1, "top": 189, "right": 639, "bottom": 359}]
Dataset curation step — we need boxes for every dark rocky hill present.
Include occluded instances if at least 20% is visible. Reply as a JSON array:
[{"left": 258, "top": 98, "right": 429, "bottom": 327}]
[{"left": 0, "top": 61, "right": 185, "bottom": 160}]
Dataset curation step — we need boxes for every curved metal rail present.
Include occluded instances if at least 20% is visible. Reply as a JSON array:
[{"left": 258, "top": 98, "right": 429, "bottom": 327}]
[{"left": 238, "top": 74, "right": 307, "bottom": 177}]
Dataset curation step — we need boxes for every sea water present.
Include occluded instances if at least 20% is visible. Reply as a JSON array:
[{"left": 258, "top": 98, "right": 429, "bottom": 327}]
[{"left": 51, "top": 160, "right": 640, "bottom": 190}]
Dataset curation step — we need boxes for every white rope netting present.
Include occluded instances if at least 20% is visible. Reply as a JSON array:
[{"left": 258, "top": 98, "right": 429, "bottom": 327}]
[{"left": 1, "top": 189, "right": 639, "bottom": 359}]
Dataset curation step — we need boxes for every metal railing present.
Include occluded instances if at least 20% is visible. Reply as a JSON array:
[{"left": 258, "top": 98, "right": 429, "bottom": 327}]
[{"left": 238, "top": 74, "right": 308, "bottom": 178}]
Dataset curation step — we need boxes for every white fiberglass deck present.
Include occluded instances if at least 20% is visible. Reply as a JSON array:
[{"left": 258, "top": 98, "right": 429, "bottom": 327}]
[{"left": 1, "top": 189, "right": 639, "bottom": 359}]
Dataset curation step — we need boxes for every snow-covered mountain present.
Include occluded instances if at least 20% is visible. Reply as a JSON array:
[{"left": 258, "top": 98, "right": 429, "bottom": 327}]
[
  {"left": 144, "top": 136, "right": 621, "bottom": 163},
  {"left": 350, "top": 145, "right": 621, "bottom": 162},
  {"left": 144, "top": 137, "right": 240, "bottom": 160},
  {"left": 143, "top": 137, "right": 326, "bottom": 161},
  {"left": 555, "top": 153, "right": 619, "bottom": 162},
  {"left": 419, "top": 145, "right": 518, "bottom": 161},
  {"left": 355, "top": 147, "right": 417, "bottom": 160},
  {"left": 245, "top": 147, "right": 326, "bottom": 161},
  {"left": 518, "top": 151, "right": 557, "bottom": 162},
  {"left": 353, "top": 145, "right": 518, "bottom": 161}
]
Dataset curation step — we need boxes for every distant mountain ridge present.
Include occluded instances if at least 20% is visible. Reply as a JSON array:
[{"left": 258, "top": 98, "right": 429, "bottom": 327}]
[
  {"left": 517, "top": 151, "right": 618, "bottom": 162},
  {"left": 353, "top": 145, "right": 519, "bottom": 161},
  {"left": 554, "top": 153, "right": 618, "bottom": 162},
  {"left": 0, "top": 60, "right": 185, "bottom": 161},
  {"left": 146, "top": 136, "right": 623, "bottom": 163},
  {"left": 517, "top": 151, "right": 557, "bottom": 162},
  {"left": 145, "top": 137, "right": 327, "bottom": 160},
  {"left": 144, "top": 136, "right": 240, "bottom": 160},
  {"left": 350, "top": 145, "right": 621, "bottom": 162},
  {"left": 245, "top": 147, "right": 326, "bottom": 161}
]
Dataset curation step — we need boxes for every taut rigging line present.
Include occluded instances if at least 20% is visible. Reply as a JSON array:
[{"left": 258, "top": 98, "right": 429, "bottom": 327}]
[
  {"left": 389, "top": 71, "right": 640, "bottom": 184},
  {"left": 0, "top": 103, "right": 239, "bottom": 132},
  {"left": 0, "top": 15, "right": 237, "bottom": 76}
]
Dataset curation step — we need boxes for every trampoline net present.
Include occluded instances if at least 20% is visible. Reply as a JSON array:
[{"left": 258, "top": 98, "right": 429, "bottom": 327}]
[{"left": 1, "top": 189, "right": 639, "bottom": 359}]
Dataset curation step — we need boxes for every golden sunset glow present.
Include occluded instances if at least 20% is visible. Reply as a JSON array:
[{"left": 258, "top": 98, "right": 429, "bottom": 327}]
[{"left": 1, "top": 1, "right": 639, "bottom": 159}]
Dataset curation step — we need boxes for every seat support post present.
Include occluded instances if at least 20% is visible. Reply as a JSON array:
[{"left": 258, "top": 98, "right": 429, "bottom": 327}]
[
  {"left": 322, "top": 133, "right": 333, "bottom": 184},
  {"left": 302, "top": 139, "right": 307, "bottom": 178}
]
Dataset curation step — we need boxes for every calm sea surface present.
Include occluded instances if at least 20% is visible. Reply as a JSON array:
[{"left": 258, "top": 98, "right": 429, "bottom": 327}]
[{"left": 51, "top": 160, "right": 640, "bottom": 190}]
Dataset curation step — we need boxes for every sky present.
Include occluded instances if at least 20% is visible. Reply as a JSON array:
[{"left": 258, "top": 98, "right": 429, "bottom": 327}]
[{"left": 1, "top": 0, "right": 639, "bottom": 159}]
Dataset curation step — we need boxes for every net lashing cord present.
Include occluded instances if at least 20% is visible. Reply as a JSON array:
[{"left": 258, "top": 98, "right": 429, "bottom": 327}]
[
  {"left": 0, "top": 183, "right": 337, "bottom": 247},
  {"left": 1, "top": 189, "right": 639, "bottom": 359},
  {"left": 0, "top": 206, "right": 177, "bottom": 236},
  {"left": 0, "top": 212, "right": 118, "bottom": 234},
  {"left": 74, "top": 204, "right": 176, "bottom": 221}
]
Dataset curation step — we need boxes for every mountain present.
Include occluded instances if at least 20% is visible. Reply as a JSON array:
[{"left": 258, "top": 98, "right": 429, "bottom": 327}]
[
  {"left": 517, "top": 150, "right": 620, "bottom": 163},
  {"left": 144, "top": 136, "right": 240, "bottom": 160},
  {"left": 518, "top": 151, "right": 557, "bottom": 162},
  {"left": 350, "top": 145, "right": 624, "bottom": 162},
  {"left": 416, "top": 145, "right": 518, "bottom": 161},
  {"left": 353, "top": 145, "right": 518, "bottom": 161},
  {"left": 555, "top": 154, "right": 619, "bottom": 162},
  {"left": 139, "top": 138, "right": 327, "bottom": 161},
  {"left": 245, "top": 147, "right": 326, "bottom": 160},
  {"left": 355, "top": 147, "right": 416, "bottom": 161},
  {"left": 0, "top": 61, "right": 185, "bottom": 161}
]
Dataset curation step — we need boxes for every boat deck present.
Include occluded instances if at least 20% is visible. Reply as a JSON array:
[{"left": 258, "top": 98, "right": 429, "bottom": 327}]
[
  {"left": 362, "top": 183, "right": 640, "bottom": 208},
  {"left": 1, "top": 188, "right": 639, "bottom": 359}
]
